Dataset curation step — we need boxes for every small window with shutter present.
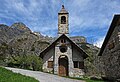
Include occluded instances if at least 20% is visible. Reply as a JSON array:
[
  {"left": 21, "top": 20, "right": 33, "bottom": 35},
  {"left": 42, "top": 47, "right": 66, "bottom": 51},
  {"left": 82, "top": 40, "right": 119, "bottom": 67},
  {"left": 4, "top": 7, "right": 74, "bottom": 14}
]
[
  {"left": 61, "top": 39, "right": 66, "bottom": 43},
  {"left": 73, "top": 61, "right": 84, "bottom": 69},
  {"left": 73, "top": 61, "right": 79, "bottom": 68},
  {"left": 48, "top": 61, "right": 53, "bottom": 68}
]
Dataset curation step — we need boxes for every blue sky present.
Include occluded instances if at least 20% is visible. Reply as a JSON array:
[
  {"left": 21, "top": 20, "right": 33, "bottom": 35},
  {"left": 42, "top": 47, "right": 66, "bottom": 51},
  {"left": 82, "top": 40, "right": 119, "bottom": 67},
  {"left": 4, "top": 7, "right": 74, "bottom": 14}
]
[{"left": 0, "top": 0, "right": 120, "bottom": 47}]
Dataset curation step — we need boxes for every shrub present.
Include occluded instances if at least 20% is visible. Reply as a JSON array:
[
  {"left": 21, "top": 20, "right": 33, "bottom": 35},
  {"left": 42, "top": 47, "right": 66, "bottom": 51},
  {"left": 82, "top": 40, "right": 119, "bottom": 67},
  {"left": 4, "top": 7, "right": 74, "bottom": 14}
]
[{"left": 7, "top": 54, "right": 43, "bottom": 71}]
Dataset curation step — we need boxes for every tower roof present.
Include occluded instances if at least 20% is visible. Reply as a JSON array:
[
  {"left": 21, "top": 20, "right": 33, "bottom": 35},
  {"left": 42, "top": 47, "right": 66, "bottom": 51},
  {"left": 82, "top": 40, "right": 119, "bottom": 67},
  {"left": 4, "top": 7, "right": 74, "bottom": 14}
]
[{"left": 58, "top": 5, "right": 68, "bottom": 14}]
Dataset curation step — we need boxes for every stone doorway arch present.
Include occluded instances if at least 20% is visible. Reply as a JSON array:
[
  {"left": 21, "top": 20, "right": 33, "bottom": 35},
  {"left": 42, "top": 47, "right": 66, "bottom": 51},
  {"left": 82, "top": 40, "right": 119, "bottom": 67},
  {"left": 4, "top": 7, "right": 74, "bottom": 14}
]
[{"left": 58, "top": 55, "right": 68, "bottom": 76}]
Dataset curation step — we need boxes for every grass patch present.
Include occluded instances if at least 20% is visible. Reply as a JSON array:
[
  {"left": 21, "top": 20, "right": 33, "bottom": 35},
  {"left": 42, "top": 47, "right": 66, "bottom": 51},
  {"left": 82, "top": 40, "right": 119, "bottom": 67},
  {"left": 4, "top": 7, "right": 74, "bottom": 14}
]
[
  {"left": 0, "top": 67, "right": 39, "bottom": 82},
  {"left": 64, "top": 76, "right": 104, "bottom": 82},
  {"left": 84, "top": 79, "right": 103, "bottom": 82}
]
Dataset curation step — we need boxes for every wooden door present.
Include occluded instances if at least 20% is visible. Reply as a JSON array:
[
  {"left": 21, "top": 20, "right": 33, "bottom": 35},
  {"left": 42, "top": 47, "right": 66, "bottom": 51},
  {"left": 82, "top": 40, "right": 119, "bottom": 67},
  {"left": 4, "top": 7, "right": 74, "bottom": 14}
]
[{"left": 59, "top": 58, "right": 68, "bottom": 76}]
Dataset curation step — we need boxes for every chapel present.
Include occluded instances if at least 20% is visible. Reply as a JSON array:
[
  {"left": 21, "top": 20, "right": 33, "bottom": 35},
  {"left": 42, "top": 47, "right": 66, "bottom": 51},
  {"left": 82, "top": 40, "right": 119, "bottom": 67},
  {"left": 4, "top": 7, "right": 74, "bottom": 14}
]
[{"left": 40, "top": 5, "right": 88, "bottom": 77}]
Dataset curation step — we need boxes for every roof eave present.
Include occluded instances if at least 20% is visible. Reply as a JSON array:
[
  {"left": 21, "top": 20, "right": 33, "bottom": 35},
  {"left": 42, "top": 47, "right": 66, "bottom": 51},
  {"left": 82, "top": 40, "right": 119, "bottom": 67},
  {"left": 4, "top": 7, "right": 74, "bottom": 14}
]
[
  {"left": 39, "top": 34, "right": 88, "bottom": 59},
  {"left": 98, "top": 14, "right": 120, "bottom": 56},
  {"left": 58, "top": 12, "right": 69, "bottom": 14}
]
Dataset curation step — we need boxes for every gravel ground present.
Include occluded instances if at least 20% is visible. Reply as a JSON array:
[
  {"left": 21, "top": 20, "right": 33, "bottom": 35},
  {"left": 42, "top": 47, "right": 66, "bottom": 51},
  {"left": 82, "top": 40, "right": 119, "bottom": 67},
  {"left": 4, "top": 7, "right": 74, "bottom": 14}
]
[{"left": 5, "top": 67, "right": 85, "bottom": 82}]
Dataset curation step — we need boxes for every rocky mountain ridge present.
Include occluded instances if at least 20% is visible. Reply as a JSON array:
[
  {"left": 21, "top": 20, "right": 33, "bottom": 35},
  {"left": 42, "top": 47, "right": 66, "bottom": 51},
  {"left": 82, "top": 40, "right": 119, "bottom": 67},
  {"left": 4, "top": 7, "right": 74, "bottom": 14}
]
[
  {"left": 0, "top": 22, "right": 100, "bottom": 76},
  {"left": 0, "top": 22, "right": 99, "bottom": 58}
]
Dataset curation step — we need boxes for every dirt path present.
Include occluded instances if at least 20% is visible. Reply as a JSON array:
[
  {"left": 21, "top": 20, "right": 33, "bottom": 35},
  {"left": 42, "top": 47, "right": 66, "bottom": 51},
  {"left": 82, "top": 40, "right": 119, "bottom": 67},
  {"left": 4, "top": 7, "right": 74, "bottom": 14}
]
[{"left": 5, "top": 67, "right": 85, "bottom": 82}]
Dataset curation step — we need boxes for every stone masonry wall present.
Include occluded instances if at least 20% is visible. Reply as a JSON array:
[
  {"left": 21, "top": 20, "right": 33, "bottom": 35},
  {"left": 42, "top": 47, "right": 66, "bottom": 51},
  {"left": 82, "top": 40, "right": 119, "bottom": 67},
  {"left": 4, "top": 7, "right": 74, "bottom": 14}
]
[
  {"left": 42, "top": 48, "right": 55, "bottom": 72},
  {"left": 54, "top": 39, "right": 84, "bottom": 77},
  {"left": 54, "top": 40, "right": 73, "bottom": 76},
  {"left": 42, "top": 38, "right": 85, "bottom": 77},
  {"left": 100, "top": 25, "right": 120, "bottom": 80}
]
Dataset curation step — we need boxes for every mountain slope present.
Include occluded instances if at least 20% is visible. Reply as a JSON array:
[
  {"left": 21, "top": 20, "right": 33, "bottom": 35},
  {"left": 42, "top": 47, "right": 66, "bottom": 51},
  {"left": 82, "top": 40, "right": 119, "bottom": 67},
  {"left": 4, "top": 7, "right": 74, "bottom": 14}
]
[{"left": 0, "top": 22, "right": 100, "bottom": 76}]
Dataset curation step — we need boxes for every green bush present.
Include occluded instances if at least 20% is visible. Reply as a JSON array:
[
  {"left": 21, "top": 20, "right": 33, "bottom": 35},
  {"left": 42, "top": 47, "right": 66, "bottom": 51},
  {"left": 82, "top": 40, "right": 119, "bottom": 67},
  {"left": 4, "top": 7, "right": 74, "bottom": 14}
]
[{"left": 7, "top": 54, "right": 43, "bottom": 71}]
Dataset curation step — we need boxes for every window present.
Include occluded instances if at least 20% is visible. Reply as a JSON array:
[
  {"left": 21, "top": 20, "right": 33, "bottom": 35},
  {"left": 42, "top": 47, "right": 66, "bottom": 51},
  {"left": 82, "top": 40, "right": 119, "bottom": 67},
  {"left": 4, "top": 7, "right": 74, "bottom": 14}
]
[
  {"left": 60, "top": 47, "right": 66, "bottom": 53},
  {"left": 61, "top": 16, "right": 66, "bottom": 24},
  {"left": 61, "top": 39, "right": 66, "bottom": 43},
  {"left": 108, "top": 41, "right": 115, "bottom": 50},
  {"left": 73, "top": 61, "right": 84, "bottom": 69},
  {"left": 61, "top": 39, "right": 64, "bottom": 43},
  {"left": 73, "top": 61, "right": 79, "bottom": 68},
  {"left": 59, "top": 46, "right": 67, "bottom": 53},
  {"left": 48, "top": 61, "right": 53, "bottom": 68}
]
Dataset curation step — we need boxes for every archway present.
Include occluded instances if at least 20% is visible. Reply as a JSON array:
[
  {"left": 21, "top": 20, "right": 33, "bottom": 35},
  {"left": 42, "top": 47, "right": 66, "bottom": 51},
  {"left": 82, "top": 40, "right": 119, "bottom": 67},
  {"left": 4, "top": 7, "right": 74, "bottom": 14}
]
[
  {"left": 58, "top": 55, "right": 68, "bottom": 76},
  {"left": 61, "top": 16, "right": 66, "bottom": 24}
]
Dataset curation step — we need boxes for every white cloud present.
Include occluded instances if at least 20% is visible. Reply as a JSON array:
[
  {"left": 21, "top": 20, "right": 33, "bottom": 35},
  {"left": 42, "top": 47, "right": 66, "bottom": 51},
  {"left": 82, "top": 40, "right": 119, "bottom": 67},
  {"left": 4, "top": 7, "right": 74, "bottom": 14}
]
[
  {"left": 94, "top": 37, "right": 105, "bottom": 48},
  {"left": 0, "top": 0, "right": 120, "bottom": 43}
]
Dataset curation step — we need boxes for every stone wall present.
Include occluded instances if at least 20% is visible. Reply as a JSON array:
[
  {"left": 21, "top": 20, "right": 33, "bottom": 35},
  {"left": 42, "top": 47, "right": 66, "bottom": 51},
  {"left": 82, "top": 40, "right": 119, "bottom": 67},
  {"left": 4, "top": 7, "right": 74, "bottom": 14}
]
[
  {"left": 58, "top": 13, "right": 69, "bottom": 36},
  {"left": 70, "top": 68, "right": 85, "bottom": 77},
  {"left": 42, "top": 48, "right": 55, "bottom": 72},
  {"left": 54, "top": 39, "right": 85, "bottom": 77},
  {"left": 54, "top": 39, "right": 73, "bottom": 75},
  {"left": 42, "top": 38, "right": 85, "bottom": 77},
  {"left": 71, "top": 46, "right": 84, "bottom": 77},
  {"left": 100, "top": 25, "right": 120, "bottom": 80}
]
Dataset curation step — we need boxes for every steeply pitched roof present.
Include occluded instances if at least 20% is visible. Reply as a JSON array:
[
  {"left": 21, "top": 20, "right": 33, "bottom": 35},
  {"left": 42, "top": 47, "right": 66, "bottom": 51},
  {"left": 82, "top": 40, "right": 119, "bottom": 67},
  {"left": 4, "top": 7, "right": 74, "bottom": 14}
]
[
  {"left": 40, "top": 34, "right": 88, "bottom": 59},
  {"left": 58, "top": 5, "right": 68, "bottom": 14},
  {"left": 98, "top": 14, "right": 120, "bottom": 56}
]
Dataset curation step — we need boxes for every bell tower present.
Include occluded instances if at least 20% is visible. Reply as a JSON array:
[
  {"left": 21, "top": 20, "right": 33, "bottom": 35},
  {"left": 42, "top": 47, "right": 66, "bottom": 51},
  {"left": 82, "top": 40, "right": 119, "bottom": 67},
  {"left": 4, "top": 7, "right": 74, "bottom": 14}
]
[{"left": 58, "top": 5, "right": 69, "bottom": 36}]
